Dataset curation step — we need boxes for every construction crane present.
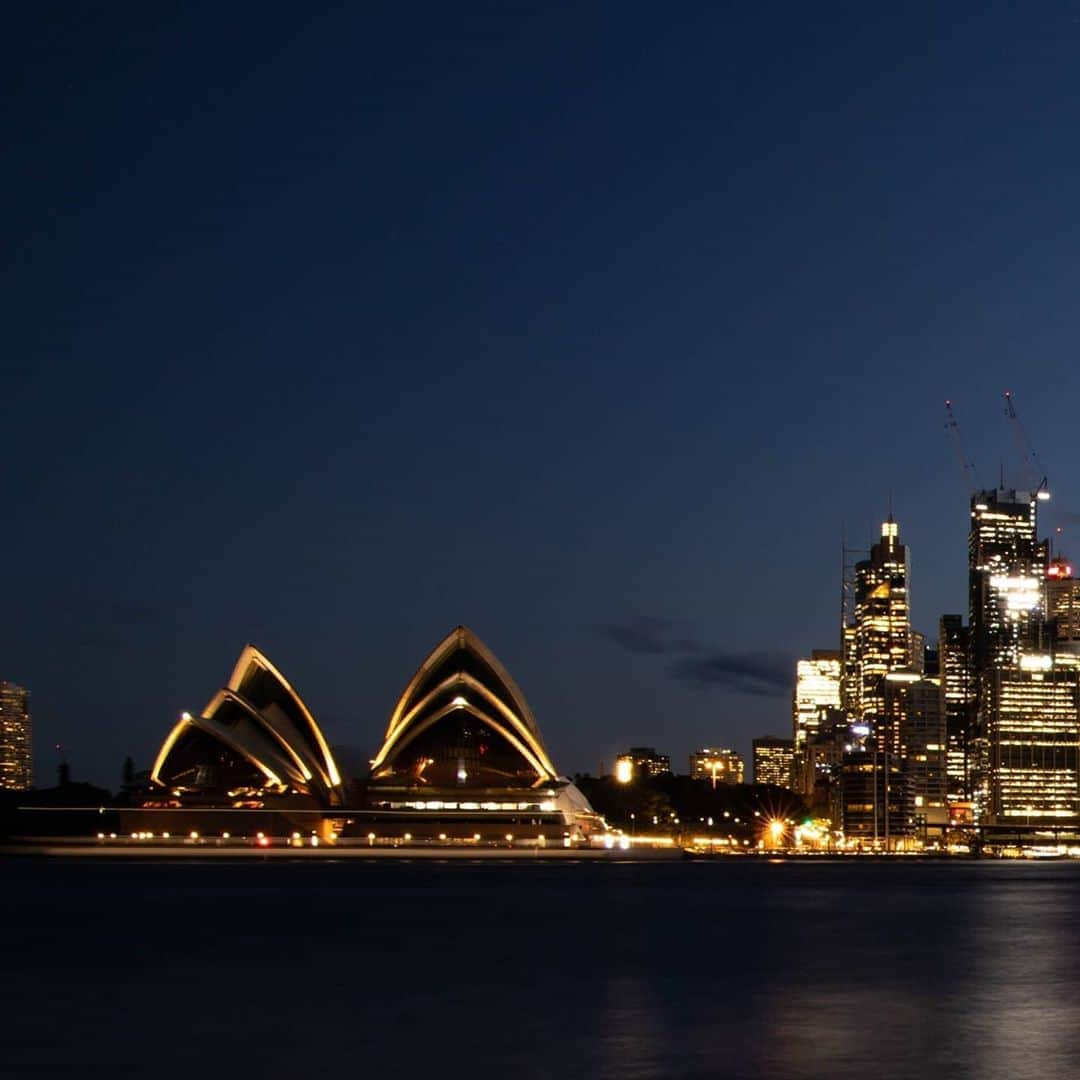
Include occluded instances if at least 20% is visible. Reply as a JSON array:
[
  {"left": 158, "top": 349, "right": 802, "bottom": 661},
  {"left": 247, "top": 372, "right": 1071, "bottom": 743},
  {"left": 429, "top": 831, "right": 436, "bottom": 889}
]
[
  {"left": 1003, "top": 391, "right": 1050, "bottom": 500},
  {"left": 944, "top": 400, "right": 978, "bottom": 491}
]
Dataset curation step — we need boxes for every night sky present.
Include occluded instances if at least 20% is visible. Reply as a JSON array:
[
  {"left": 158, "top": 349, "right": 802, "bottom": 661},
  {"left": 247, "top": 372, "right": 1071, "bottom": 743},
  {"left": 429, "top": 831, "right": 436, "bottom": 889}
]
[{"left": 6, "top": 3, "right": 1080, "bottom": 789}]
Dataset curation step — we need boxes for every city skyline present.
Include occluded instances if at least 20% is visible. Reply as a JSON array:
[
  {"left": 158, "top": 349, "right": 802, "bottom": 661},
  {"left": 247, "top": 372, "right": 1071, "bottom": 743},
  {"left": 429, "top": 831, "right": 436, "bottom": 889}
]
[{"left": 6, "top": 6, "right": 1080, "bottom": 787}]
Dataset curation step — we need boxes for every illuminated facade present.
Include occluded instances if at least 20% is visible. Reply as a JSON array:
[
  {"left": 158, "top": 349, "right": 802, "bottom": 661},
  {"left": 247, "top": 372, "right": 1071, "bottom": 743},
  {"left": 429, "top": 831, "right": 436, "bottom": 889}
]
[
  {"left": 793, "top": 650, "right": 843, "bottom": 797},
  {"left": 986, "top": 658, "right": 1080, "bottom": 824},
  {"left": 752, "top": 736, "right": 794, "bottom": 788},
  {"left": 888, "top": 673, "right": 947, "bottom": 823},
  {"left": 1046, "top": 558, "right": 1080, "bottom": 641},
  {"left": 939, "top": 615, "right": 974, "bottom": 801},
  {"left": 615, "top": 747, "right": 671, "bottom": 780},
  {"left": 366, "top": 626, "right": 603, "bottom": 840},
  {"left": 969, "top": 488, "right": 1048, "bottom": 673},
  {"left": 793, "top": 651, "right": 842, "bottom": 752},
  {"left": 839, "top": 752, "right": 909, "bottom": 847},
  {"left": 150, "top": 645, "right": 345, "bottom": 808},
  {"left": 853, "top": 516, "right": 911, "bottom": 722},
  {"left": 0, "top": 682, "right": 32, "bottom": 791},
  {"left": 689, "top": 747, "right": 744, "bottom": 785}
]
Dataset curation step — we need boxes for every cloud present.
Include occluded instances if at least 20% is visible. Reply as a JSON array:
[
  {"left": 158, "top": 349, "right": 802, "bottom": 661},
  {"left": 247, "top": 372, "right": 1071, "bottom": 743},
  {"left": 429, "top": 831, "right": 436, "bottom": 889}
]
[
  {"left": 669, "top": 650, "right": 792, "bottom": 697},
  {"left": 597, "top": 616, "right": 684, "bottom": 655},
  {"left": 599, "top": 616, "right": 791, "bottom": 697}
]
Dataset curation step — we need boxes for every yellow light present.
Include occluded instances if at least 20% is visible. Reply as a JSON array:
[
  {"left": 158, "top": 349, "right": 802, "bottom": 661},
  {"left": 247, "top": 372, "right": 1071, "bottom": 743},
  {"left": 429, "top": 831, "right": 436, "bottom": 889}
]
[
  {"left": 162, "top": 832, "right": 170, "bottom": 839},
  {"left": 615, "top": 758, "right": 634, "bottom": 784},
  {"left": 403, "top": 832, "right": 412, "bottom": 841},
  {"left": 439, "top": 833, "right": 447, "bottom": 841},
  {"left": 769, "top": 820, "right": 784, "bottom": 840},
  {"left": 189, "top": 831, "right": 199, "bottom": 840},
  {"left": 473, "top": 833, "right": 481, "bottom": 841},
  {"left": 97, "top": 832, "right": 105, "bottom": 840},
  {"left": 222, "top": 832, "right": 230, "bottom": 839},
  {"left": 506, "top": 833, "right": 514, "bottom": 843}
]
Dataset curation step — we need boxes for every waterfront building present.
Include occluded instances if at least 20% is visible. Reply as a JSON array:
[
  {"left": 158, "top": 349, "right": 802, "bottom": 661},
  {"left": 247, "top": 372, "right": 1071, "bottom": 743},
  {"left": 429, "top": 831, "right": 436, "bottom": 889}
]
[
  {"left": 364, "top": 626, "right": 604, "bottom": 842},
  {"left": 689, "top": 747, "right": 744, "bottom": 785},
  {"left": 0, "top": 681, "right": 32, "bottom": 790},
  {"left": 752, "top": 736, "right": 794, "bottom": 788},
  {"left": 137, "top": 628, "right": 604, "bottom": 844},
  {"left": 615, "top": 747, "right": 671, "bottom": 781},
  {"left": 839, "top": 751, "right": 910, "bottom": 847},
  {"left": 149, "top": 645, "right": 346, "bottom": 808},
  {"left": 985, "top": 656, "right": 1080, "bottom": 825},
  {"left": 852, "top": 515, "right": 912, "bottom": 722}
]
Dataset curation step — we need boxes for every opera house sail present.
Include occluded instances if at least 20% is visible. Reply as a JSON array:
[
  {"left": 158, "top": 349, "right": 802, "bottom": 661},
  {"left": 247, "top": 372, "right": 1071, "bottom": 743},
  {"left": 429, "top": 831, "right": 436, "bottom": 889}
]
[
  {"left": 149, "top": 645, "right": 345, "bottom": 809},
  {"left": 362, "top": 626, "right": 603, "bottom": 842}
]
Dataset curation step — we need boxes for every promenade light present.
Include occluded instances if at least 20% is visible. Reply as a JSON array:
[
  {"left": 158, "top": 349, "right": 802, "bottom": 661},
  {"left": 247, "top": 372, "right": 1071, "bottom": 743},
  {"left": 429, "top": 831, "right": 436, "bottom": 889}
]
[{"left": 614, "top": 758, "right": 633, "bottom": 784}]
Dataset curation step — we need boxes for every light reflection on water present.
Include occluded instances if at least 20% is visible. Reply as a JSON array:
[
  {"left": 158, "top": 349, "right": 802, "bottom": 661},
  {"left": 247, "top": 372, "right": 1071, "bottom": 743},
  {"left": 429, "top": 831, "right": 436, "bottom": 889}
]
[{"left": 2, "top": 859, "right": 1080, "bottom": 1078}]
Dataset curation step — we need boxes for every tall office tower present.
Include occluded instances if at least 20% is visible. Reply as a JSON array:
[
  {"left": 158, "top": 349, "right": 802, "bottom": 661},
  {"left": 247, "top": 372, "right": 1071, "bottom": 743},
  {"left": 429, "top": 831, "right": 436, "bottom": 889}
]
[
  {"left": 887, "top": 674, "right": 948, "bottom": 825},
  {"left": 986, "top": 657, "right": 1080, "bottom": 825},
  {"left": 752, "top": 736, "right": 795, "bottom": 788},
  {"left": 690, "top": 747, "right": 744, "bottom": 785},
  {"left": 853, "top": 515, "right": 911, "bottom": 723},
  {"left": 0, "top": 682, "right": 32, "bottom": 790},
  {"left": 969, "top": 488, "right": 1049, "bottom": 672},
  {"left": 939, "top": 615, "right": 974, "bottom": 801}
]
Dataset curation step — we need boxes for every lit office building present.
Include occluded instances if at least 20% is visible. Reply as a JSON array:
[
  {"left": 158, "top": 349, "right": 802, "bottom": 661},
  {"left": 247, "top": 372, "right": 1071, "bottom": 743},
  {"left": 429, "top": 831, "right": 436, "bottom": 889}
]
[
  {"left": 615, "top": 747, "right": 671, "bottom": 782},
  {"left": 0, "top": 682, "right": 32, "bottom": 791},
  {"left": 887, "top": 673, "right": 948, "bottom": 824},
  {"left": 752, "top": 736, "right": 795, "bottom": 788},
  {"left": 690, "top": 747, "right": 744, "bottom": 785},
  {"left": 939, "top": 615, "right": 974, "bottom": 802},
  {"left": 969, "top": 488, "right": 1049, "bottom": 673},
  {"left": 853, "top": 515, "right": 911, "bottom": 722},
  {"left": 986, "top": 657, "right": 1080, "bottom": 825},
  {"left": 793, "top": 651, "right": 842, "bottom": 752}
]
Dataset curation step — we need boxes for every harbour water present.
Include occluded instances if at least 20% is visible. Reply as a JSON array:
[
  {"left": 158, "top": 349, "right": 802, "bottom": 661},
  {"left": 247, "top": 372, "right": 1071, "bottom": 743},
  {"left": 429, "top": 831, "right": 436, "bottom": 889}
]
[{"left": 2, "top": 857, "right": 1080, "bottom": 1079}]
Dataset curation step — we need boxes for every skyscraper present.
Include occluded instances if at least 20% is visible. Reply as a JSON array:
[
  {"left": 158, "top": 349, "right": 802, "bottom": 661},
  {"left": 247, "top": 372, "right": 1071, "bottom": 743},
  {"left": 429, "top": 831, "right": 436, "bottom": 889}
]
[
  {"left": 939, "top": 614, "right": 974, "bottom": 801},
  {"left": 853, "top": 516, "right": 911, "bottom": 723},
  {"left": 0, "top": 682, "right": 32, "bottom": 791},
  {"left": 969, "top": 487, "right": 1049, "bottom": 672}
]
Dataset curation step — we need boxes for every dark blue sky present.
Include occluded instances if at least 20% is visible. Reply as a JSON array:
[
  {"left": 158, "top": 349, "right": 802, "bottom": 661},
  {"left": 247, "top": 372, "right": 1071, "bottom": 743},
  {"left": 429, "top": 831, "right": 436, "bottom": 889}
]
[{"left": 6, "top": 3, "right": 1080, "bottom": 788}]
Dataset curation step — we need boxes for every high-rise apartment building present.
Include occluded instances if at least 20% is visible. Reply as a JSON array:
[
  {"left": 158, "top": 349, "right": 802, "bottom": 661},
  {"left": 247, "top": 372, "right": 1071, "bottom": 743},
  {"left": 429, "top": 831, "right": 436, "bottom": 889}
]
[
  {"left": 690, "top": 747, "right": 744, "bottom": 785},
  {"left": 0, "top": 682, "right": 32, "bottom": 791},
  {"left": 853, "top": 516, "right": 911, "bottom": 722},
  {"left": 752, "top": 736, "right": 795, "bottom": 788}
]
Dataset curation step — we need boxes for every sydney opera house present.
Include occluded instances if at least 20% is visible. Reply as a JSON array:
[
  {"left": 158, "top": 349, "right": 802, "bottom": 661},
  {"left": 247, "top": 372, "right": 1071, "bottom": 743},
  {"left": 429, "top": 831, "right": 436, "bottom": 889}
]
[{"left": 130, "top": 627, "right": 605, "bottom": 846}]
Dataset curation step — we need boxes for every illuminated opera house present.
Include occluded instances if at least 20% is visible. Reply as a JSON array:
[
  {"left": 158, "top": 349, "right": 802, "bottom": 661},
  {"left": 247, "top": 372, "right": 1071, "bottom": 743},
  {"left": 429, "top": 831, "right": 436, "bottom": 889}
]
[{"left": 136, "top": 627, "right": 604, "bottom": 845}]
